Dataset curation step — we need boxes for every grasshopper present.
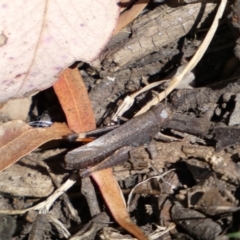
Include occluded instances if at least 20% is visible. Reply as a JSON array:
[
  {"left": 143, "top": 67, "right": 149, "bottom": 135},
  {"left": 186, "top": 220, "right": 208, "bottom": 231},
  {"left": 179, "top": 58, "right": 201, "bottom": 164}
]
[{"left": 64, "top": 103, "right": 172, "bottom": 177}]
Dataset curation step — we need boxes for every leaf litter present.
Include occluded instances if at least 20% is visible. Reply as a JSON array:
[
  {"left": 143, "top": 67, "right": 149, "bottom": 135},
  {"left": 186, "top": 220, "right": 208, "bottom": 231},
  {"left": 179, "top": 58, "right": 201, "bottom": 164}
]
[{"left": 1, "top": 0, "right": 240, "bottom": 239}]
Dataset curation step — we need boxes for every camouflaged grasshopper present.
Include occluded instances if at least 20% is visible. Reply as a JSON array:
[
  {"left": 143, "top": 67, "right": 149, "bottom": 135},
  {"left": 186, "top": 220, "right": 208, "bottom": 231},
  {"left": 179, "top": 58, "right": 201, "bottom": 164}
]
[{"left": 64, "top": 103, "right": 171, "bottom": 177}]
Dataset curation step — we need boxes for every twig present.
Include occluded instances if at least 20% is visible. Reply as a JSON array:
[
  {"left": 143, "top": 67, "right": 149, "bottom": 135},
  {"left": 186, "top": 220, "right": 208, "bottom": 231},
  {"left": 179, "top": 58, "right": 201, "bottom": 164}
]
[
  {"left": 0, "top": 174, "right": 78, "bottom": 215},
  {"left": 127, "top": 169, "right": 176, "bottom": 211},
  {"left": 135, "top": 0, "right": 227, "bottom": 116},
  {"left": 111, "top": 80, "right": 168, "bottom": 121}
]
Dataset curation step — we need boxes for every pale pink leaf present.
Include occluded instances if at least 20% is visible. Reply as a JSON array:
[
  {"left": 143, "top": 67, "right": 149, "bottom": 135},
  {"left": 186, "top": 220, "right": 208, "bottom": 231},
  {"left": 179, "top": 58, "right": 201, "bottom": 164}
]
[{"left": 0, "top": 0, "right": 119, "bottom": 102}]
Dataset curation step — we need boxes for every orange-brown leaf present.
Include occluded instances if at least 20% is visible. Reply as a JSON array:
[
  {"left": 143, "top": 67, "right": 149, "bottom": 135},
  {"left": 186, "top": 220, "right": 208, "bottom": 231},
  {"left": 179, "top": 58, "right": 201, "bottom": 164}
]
[
  {"left": 119, "top": 0, "right": 135, "bottom": 11},
  {"left": 0, "top": 120, "right": 72, "bottom": 172},
  {"left": 113, "top": 0, "right": 150, "bottom": 35},
  {"left": 53, "top": 68, "right": 96, "bottom": 133},
  {"left": 54, "top": 69, "right": 148, "bottom": 239},
  {"left": 92, "top": 168, "right": 148, "bottom": 240}
]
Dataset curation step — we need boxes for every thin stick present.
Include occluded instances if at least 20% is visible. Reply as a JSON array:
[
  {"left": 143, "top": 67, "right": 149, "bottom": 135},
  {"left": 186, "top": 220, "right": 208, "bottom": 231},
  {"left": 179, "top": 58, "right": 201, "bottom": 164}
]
[
  {"left": 135, "top": 0, "right": 227, "bottom": 116},
  {"left": 0, "top": 174, "right": 78, "bottom": 215}
]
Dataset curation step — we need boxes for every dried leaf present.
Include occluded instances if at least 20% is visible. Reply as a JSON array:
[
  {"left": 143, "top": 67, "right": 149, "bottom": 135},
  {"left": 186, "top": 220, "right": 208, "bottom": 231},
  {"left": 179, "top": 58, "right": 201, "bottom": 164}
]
[
  {"left": 0, "top": 0, "right": 119, "bottom": 102},
  {"left": 53, "top": 68, "right": 96, "bottom": 133},
  {"left": 113, "top": 0, "right": 150, "bottom": 35},
  {"left": 0, "top": 120, "right": 72, "bottom": 171},
  {"left": 93, "top": 168, "right": 149, "bottom": 240},
  {"left": 55, "top": 69, "right": 148, "bottom": 239},
  {"left": 119, "top": 0, "right": 135, "bottom": 10}
]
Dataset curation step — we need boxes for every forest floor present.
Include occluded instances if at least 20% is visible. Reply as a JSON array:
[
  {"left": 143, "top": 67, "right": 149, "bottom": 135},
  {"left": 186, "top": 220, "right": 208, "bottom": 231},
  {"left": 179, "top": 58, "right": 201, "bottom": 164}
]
[{"left": 1, "top": 0, "right": 240, "bottom": 239}]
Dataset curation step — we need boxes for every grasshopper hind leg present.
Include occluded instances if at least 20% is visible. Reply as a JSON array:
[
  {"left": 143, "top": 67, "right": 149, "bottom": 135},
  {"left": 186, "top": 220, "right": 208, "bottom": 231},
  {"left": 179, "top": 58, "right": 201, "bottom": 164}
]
[{"left": 80, "top": 146, "right": 132, "bottom": 177}]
